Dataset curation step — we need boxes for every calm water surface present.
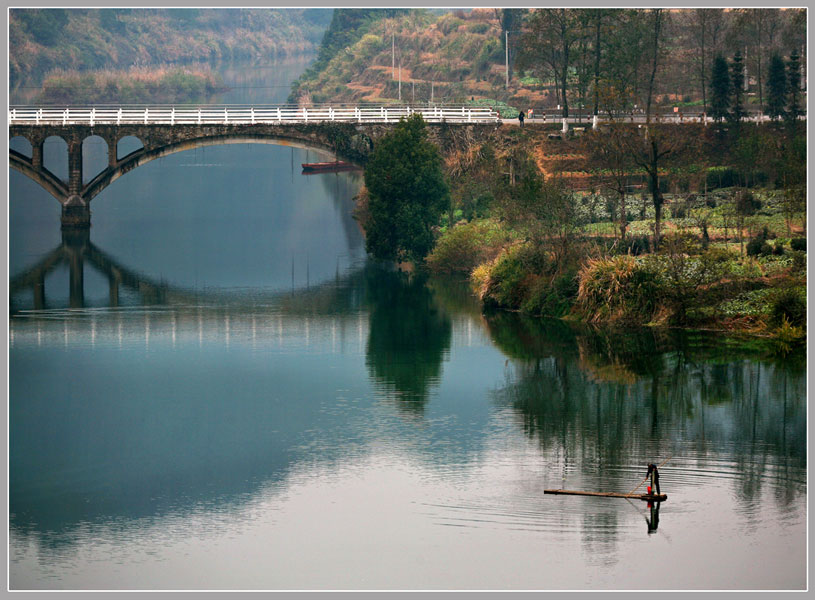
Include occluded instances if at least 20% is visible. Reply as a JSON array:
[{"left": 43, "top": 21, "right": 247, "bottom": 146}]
[{"left": 8, "top": 59, "right": 807, "bottom": 591}]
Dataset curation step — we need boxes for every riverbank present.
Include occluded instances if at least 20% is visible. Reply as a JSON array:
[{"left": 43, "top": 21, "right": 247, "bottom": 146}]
[
  {"left": 38, "top": 67, "right": 227, "bottom": 105},
  {"left": 353, "top": 118, "right": 806, "bottom": 348},
  {"left": 10, "top": 8, "right": 329, "bottom": 89}
]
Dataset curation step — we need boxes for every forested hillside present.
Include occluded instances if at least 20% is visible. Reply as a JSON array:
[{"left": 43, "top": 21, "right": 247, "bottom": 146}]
[
  {"left": 9, "top": 8, "right": 332, "bottom": 88},
  {"left": 291, "top": 8, "right": 806, "bottom": 116}
]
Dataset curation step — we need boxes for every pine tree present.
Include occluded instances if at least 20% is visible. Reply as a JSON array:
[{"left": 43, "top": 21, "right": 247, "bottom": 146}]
[
  {"left": 709, "top": 54, "right": 730, "bottom": 122},
  {"left": 786, "top": 50, "right": 803, "bottom": 124},
  {"left": 729, "top": 51, "right": 746, "bottom": 123},
  {"left": 766, "top": 53, "right": 787, "bottom": 121}
]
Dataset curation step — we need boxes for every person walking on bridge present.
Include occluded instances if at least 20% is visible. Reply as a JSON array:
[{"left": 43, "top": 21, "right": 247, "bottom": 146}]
[{"left": 518, "top": 109, "right": 525, "bottom": 128}]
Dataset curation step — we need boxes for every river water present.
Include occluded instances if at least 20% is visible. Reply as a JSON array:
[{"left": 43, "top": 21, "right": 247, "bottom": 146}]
[{"left": 8, "top": 57, "right": 807, "bottom": 591}]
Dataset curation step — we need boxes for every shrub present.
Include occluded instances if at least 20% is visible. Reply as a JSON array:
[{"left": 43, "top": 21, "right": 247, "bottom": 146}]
[
  {"left": 426, "top": 220, "right": 510, "bottom": 275},
  {"left": 470, "top": 262, "right": 492, "bottom": 300},
  {"left": 769, "top": 288, "right": 806, "bottom": 328},
  {"left": 735, "top": 190, "right": 762, "bottom": 216},
  {"left": 790, "top": 237, "right": 806, "bottom": 252},
  {"left": 627, "top": 235, "right": 650, "bottom": 256},
  {"left": 647, "top": 240, "right": 732, "bottom": 323},
  {"left": 438, "top": 16, "right": 464, "bottom": 35},
  {"left": 470, "top": 243, "right": 560, "bottom": 310},
  {"left": 771, "top": 318, "right": 806, "bottom": 356},
  {"left": 521, "top": 269, "right": 579, "bottom": 317},
  {"left": 576, "top": 255, "right": 663, "bottom": 324},
  {"left": 789, "top": 250, "right": 806, "bottom": 272},
  {"left": 746, "top": 227, "right": 771, "bottom": 257},
  {"left": 718, "top": 288, "right": 775, "bottom": 319},
  {"left": 745, "top": 238, "right": 762, "bottom": 256},
  {"left": 483, "top": 248, "right": 532, "bottom": 309},
  {"left": 706, "top": 166, "right": 738, "bottom": 190},
  {"left": 355, "top": 34, "right": 382, "bottom": 60}
]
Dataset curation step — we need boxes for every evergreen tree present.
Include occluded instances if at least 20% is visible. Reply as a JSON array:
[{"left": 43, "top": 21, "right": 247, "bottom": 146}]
[
  {"left": 766, "top": 53, "right": 787, "bottom": 121},
  {"left": 363, "top": 114, "right": 449, "bottom": 263},
  {"left": 709, "top": 54, "right": 730, "bottom": 122},
  {"left": 729, "top": 50, "right": 746, "bottom": 123},
  {"left": 786, "top": 49, "right": 803, "bottom": 124}
]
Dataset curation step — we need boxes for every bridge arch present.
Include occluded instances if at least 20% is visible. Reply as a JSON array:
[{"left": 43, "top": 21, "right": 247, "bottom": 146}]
[
  {"left": 82, "top": 135, "right": 108, "bottom": 185},
  {"left": 117, "top": 135, "right": 144, "bottom": 161},
  {"left": 43, "top": 135, "right": 69, "bottom": 183},
  {"left": 10, "top": 135, "right": 32, "bottom": 159},
  {"left": 83, "top": 133, "right": 350, "bottom": 203},
  {"left": 8, "top": 156, "right": 69, "bottom": 203}
]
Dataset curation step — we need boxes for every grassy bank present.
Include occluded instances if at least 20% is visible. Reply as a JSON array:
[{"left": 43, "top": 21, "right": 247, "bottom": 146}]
[
  {"left": 38, "top": 66, "right": 227, "bottom": 105},
  {"left": 427, "top": 219, "right": 806, "bottom": 352}
]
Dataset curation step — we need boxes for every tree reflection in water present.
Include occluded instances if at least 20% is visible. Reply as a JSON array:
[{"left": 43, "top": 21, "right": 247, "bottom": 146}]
[
  {"left": 364, "top": 268, "right": 452, "bottom": 414},
  {"left": 484, "top": 312, "right": 806, "bottom": 508}
]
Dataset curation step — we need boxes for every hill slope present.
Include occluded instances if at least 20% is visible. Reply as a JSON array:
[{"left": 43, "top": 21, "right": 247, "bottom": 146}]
[{"left": 10, "top": 8, "right": 332, "bottom": 88}]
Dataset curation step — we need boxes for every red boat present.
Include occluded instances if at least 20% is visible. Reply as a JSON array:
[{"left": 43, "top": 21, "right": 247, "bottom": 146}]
[{"left": 301, "top": 161, "right": 359, "bottom": 173}]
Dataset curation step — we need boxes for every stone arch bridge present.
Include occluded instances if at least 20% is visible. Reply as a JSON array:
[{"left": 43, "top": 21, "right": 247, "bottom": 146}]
[{"left": 9, "top": 105, "right": 501, "bottom": 229}]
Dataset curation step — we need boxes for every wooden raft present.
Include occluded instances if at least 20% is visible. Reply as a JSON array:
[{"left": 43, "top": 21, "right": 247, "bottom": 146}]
[{"left": 545, "top": 489, "right": 667, "bottom": 502}]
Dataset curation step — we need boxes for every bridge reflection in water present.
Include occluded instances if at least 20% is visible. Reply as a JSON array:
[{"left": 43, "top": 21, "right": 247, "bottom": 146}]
[
  {"left": 10, "top": 228, "right": 170, "bottom": 311},
  {"left": 9, "top": 233, "right": 456, "bottom": 413}
]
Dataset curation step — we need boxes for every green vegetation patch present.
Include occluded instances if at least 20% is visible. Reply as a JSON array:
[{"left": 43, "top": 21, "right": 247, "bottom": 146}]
[
  {"left": 466, "top": 98, "right": 519, "bottom": 118},
  {"left": 428, "top": 219, "right": 513, "bottom": 275}
]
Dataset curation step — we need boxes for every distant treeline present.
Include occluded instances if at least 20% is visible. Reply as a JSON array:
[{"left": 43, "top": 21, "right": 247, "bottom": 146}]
[
  {"left": 9, "top": 8, "right": 333, "bottom": 88},
  {"left": 38, "top": 67, "right": 227, "bottom": 105}
]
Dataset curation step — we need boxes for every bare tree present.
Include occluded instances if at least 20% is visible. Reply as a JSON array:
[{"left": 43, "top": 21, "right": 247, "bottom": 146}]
[
  {"left": 519, "top": 9, "right": 582, "bottom": 117},
  {"left": 620, "top": 124, "right": 697, "bottom": 248},
  {"left": 594, "top": 10, "right": 647, "bottom": 116},
  {"left": 687, "top": 9, "right": 725, "bottom": 114},
  {"left": 583, "top": 126, "right": 635, "bottom": 239},
  {"left": 644, "top": 8, "right": 666, "bottom": 124}
]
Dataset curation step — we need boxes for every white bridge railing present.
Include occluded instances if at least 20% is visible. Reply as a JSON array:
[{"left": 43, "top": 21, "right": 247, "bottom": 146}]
[{"left": 9, "top": 104, "right": 500, "bottom": 126}]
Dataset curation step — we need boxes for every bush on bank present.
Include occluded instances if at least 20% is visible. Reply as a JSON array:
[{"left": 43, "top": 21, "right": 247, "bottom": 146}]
[
  {"left": 425, "top": 219, "right": 512, "bottom": 275},
  {"left": 575, "top": 255, "right": 663, "bottom": 325},
  {"left": 465, "top": 234, "right": 806, "bottom": 332},
  {"left": 469, "top": 242, "right": 580, "bottom": 318}
]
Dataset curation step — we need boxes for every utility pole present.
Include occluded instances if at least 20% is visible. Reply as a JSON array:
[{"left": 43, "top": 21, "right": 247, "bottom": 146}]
[
  {"left": 743, "top": 46, "right": 749, "bottom": 92},
  {"left": 398, "top": 60, "right": 402, "bottom": 101},
  {"left": 505, "top": 30, "right": 509, "bottom": 89},
  {"left": 392, "top": 33, "right": 395, "bottom": 75}
]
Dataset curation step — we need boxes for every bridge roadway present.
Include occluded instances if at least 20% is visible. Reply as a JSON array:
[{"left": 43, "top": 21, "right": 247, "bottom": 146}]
[
  {"left": 8, "top": 104, "right": 783, "bottom": 127},
  {"left": 8, "top": 104, "right": 499, "bottom": 126}
]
